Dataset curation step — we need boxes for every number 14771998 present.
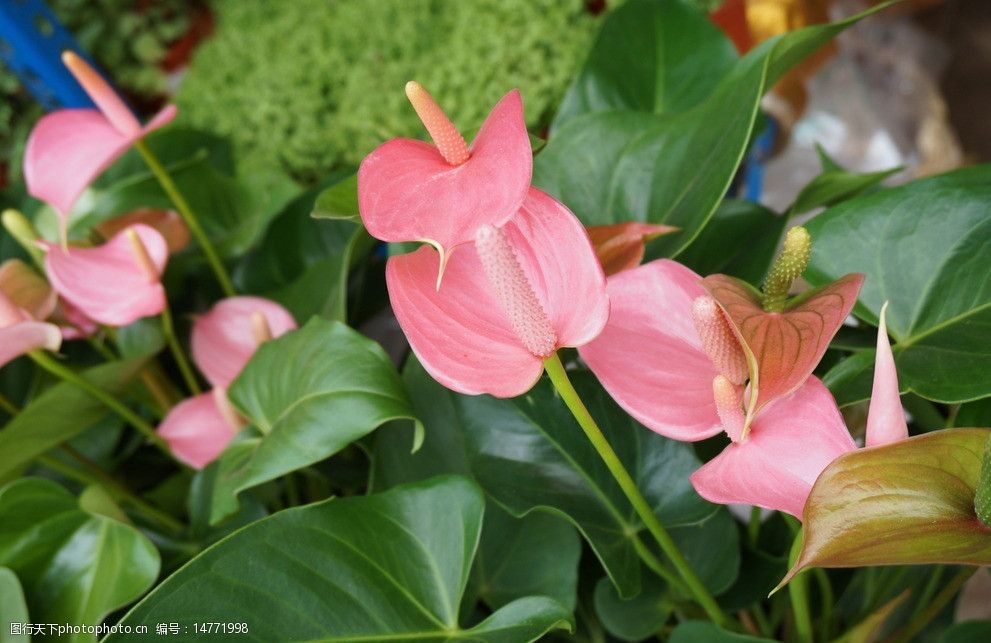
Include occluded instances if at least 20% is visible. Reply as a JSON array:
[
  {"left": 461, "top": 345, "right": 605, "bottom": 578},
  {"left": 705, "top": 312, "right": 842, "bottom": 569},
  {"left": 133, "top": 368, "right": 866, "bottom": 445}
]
[{"left": 194, "top": 623, "right": 249, "bottom": 634}]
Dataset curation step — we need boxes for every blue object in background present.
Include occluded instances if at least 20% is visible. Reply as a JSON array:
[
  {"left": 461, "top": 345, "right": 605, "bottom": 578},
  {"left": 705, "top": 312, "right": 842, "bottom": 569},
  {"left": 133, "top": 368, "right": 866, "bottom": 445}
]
[
  {"left": 741, "top": 116, "right": 779, "bottom": 203},
  {"left": 0, "top": 0, "right": 94, "bottom": 110}
]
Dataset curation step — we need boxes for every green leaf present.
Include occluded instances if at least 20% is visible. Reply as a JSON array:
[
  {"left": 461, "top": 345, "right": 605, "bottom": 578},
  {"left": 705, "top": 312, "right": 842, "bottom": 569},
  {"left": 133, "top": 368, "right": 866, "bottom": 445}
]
[
  {"left": 552, "top": 0, "right": 737, "bottom": 130},
  {"left": 112, "top": 476, "right": 572, "bottom": 642},
  {"left": 311, "top": 173, "right": 360, "bottom": 221},
  {"left": 471, "top": 502, "right": 581, "bottom": 612},
  {"left": 806, "top": 166, "right": 991, "bottom": 404},
  {"left": 670, "top": 621, "right": 771, "bottom": 642},
  {"left": 384, "top": 359, "right": 734, "bottom": 598},
  {"left": 235, "top": 177, "right": 374, "bottom": 322},
  {"left": 955, "top": 397, "right": 991, "bottom": 428},
  {"left": 0, "top": 359, "right": 146, "bottom": 480},
  {"left": 941, "top": 621, "right": 991, "bottom": 643},
  {"left": 0, "top": 479, "right": 159, "bottom": 642},
  {"left": 211, "top": 319, "right": 420, "bottom": 523},
  {"left": 783, "top": 429, "right": 991, "bottom": 584},
  {"left": 593, "top": 574, "right": 671, "bottom": 642},
  {"left": 788, "top": 145, "right": 899, "bottom": 215},
  {"left": 533, "top": 3, "right": 889, "bottom": 258},
  {"left": 975, "top": 434, "right": 991, "bottom": 527},
  {"left": 677, "top": 199, "right": 785, "bottom": 284},
  {"left": 0, "top": 568, "right": 29, "bottom": 643}
]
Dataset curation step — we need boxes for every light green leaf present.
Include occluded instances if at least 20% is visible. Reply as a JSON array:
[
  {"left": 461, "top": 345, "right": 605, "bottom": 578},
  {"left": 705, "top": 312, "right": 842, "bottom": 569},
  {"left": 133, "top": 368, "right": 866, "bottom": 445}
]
[
  {"left": 0, "top": 568, "right": 29, "bottom": 643},
  {"left": 112, "top": 476, "right": 571, "bottom": 642},
  {"left": 534, "top": 3, "right": 891, "bottom": 258},
  {"left": 0, "top": 479, "right": 159, "bottom": 643},
  {"left": 783, "top": 429, "right": 991, "bottom": 585},
  {"left": 211, "top": 319, "right": 420, "bottom": 523},
  {"left": 807, "top": 166, "right": 991, "bottom": 404},
  {"left": 788, "top": 145, "right": 899, "bottom": 215},
  {"left": 0, "top": 359, "right": 146, "bottom": 480}
]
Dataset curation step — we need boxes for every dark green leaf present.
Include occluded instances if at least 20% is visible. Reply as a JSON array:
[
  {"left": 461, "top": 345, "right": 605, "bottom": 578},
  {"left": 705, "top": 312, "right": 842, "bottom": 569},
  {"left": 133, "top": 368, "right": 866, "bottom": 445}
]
[
  {"left": 941, "top": 621, "right": 991, "bottom": 643},
  {"left": 311, "top": 173, "right": 360, "bottom": 221},
  {"left": 0, "top": 479, "right": 159, "bottom": 642},
  {"left": 594, "top": 574, "right": 671, "bottom": 642},
  {"left": 806, "top": 166, "right": 991, "bottom": 404},
  {"left": 955, "top": 397, "right": 991, "bottom": 428},
  {"left": 0, "top": 359, "right": 146, "bottom": 480},
  {"left": 784, "top": 429, "right": 991, "bottom": 584},
  {"left": 0, "top": 567, "right": 29, "bottom": 643},
  {"left": 552, "top": 0, "right": 737, "bottom": 130},
  {"left": 534, "top": 4, "right": 890, "bottom": 258},
  {"left": 112, "top": 476, "right": 572, "bottom": 642},
  {"left": 211, "top": 319, "right": 420, "bottom": 523},
  {"left": 670, "top": 621, "right": 771, "bottom": 642}
]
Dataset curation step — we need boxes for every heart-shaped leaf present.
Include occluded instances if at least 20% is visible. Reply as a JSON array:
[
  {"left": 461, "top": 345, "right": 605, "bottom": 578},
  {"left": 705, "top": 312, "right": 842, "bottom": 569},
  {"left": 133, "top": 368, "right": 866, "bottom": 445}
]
[
  {"left": 375, "top": 358, "right": 737, "bottom": 598},
  {"left": 210, "top": 318, "right": 420, "bottom": 522},
  {"left": 534, "top": 4, "right": 890, "bottom": 258},
  {"left": 0, "top": 359, "right": 146, "bottom": 480},
  {"left": 806, "top": 166, "right": 991, "bottom": 404},
  {"left": 0, "top": 479, "right": 159, "bottom": 642},
  {"left": 1, "top": 567, "right": 29, "bottom": 643},
  {"left": 552, "top": 0, "right": 738, "bottom": 130},
  {"left": 111, "top": 476, "right": 572, "bottom": 642},
  {"left": 593, "top": 574, "right": 671, "bottom": 642},
  {"left": 702, "top": 273, "right": 863, "bottom": 422},
  {"left": 783, "top": 429, "right": 991, "bottom": 585}
]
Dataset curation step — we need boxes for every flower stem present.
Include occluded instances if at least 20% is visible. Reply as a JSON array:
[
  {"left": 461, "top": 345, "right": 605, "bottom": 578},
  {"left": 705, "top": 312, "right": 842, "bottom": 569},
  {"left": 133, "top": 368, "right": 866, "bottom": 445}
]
[
  {"left": 161, "top": 306, "right": 201, "bottom": 395},
  {"left": 133, "top": 139, "right": 235, "bottom": 297},
  {"left": 543, "top": 352, "right": 729, "bottom": 627},
  {"left": 29, "top": 350, "right": 171, "bottom": 453},
  {"left": 0, "top": 391, "right": 20, "bottom": 415},
  {"left": 787, "top": 529, "right": 814, "bottom": 643},
  {"left": 885, "top": 567, "right": 975, "bottom": 643}
]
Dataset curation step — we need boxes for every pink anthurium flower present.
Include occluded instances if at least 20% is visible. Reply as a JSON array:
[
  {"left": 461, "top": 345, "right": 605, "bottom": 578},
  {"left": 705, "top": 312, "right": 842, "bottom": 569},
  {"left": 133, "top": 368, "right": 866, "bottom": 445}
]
[
  {"left": 388, "top": 187, "right": 609, "bottom": 398},
  {"left": 0, "top": 262, "right": 62, "bottom": 366},
  {"left": 0, "top": 259, "right": 57, "bottom": 321},
  {"left": 41, "top": 223, "right": 169, "bottom": 327},
  {"left": 191, "top": 296, "right": 297, "bottom": 389},
  {"left": 24, "top": 52, "right": 177, "bottom": 241},
  {"left": 157, "top": 388, "right": 243, "bottom": 469},
  {"left": 358, "top": 81, "right": 531, "bottom": 283},
  {"left": 587, "top": 222, "right": 679, "bottom": 277}
]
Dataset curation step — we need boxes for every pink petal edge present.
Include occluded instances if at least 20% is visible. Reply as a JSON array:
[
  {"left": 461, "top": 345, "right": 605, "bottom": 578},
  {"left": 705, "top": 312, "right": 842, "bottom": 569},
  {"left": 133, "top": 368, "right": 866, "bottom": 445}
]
[
  {"left": 0, "top": 321, "right": 62, "bottom": 369},
  {"left": 157, "top": 391, "right": 239, "bottom": 469}
]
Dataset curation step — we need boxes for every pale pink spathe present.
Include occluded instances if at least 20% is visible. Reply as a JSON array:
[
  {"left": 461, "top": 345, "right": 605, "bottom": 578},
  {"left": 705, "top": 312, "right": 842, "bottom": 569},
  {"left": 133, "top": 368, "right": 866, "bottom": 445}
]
[
  {"left": 157, "top": 390, "right": 239, "bottom": 469},
  {"left": 387, "top": 188, "right": 608, "bottom": 398},
  {"left": 358, "top": 90, "right": 531, "bottom": 257},
  {"left": 0, "top": 290, "right": 62, "bottom": 368},
  {"left": 191, "top": 296, "right": 297, "bottom": 389},
  {"left": 41, "top": 223, "right": 168, "bottom": 327},
  {"left": 579, "top": 260, "right": 725, "bottom": 442},
  {"left": 24, "top": 106, "right": 177, "bottom": 236},
  {"left": 689, "top": 377, "right": 857, "bottom": 518},
  {"left": 865, "top": 303, "right": 909, "bottom": 447}
]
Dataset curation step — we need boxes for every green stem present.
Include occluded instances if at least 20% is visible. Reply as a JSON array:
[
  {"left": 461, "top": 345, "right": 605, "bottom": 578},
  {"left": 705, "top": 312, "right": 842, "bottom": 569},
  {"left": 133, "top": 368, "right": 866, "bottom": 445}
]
[
  {"left": 885, "top": 568, "right": 975, "bottom": 643},
  {"left": 133, "top": 139, "right": 235, "bottom": 297},
  {"left": 29, "top": 351, "right": 170, "bottom": 453},
  {"left": 543, "top": 353, "right": 729, "bottom": 627},
  {"left": 813, "top": 568, "right": 833, "bottom": 641},
  {"left": 160, "top": 306, "right": 201, "bottom": 395},
  {"left": 38, "top": 450, "right": 184, "bottom": 534},
  {"left": 0, "top": 391, "right": 20, "bottom": 416},
  {"left": 787, "top": 529, "right": 813, "bottom": 643},
  {"left": 748, "top": 506, "right": 762, "bottom": 548},
  {"left": 631, "top": 533, "right": 688, "bottom": 593}
]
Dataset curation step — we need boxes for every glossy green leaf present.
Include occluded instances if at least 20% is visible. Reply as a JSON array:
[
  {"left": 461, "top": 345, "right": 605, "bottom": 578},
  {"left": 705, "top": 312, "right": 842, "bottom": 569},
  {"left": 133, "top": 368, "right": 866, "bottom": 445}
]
[
  {"left": 593, "top": 574, "right": 671, "bottom": 642},
  {"left": 788, "top": 145, "right": 899, "bottom": 215},
  {"left": 533, "top": 4, "right": 889, "bottom": 258},
  {"left": 471, "top": 502, "right": 581, "bottom": 612},
  {"left": 211, "top": 319, "right": 420, "bottom": 523},
  {"left": 311, "top": 173, "right": 359, "bottom": 221},
  {"left": 669, "top": 621, "right": 771, "bottom": 642},
  {"left": 0, "top": 567, "right": 29, "bottom": 643},
  {"left": 235, "top": 177, "right": 374, "bottom": 322},
  {"left": 677, "top": 199, "right": 785, "bottom": 284},
  {"left": 552, "top": 0, "right": 737, "bottom": 130},
  {"left": 784, "top": 429, "right": 991, "bottom": 585},
  {"left": 381, "top": 359, "right": 735, "bottom": 598},
  {"left": 807, "top": 166, "right": 991, "bottom": 404},
  {"left": 955, "top": 397, "right": 991, "bottom": 428},
  {"left": 0, "top": 359, "right": 146, "bottom": 480},
  {"left": 0, "top": 479, "right": 159, "bottom": 642},
  {"left": 112, "top": 476, "right": 571, "bottom": 642}
]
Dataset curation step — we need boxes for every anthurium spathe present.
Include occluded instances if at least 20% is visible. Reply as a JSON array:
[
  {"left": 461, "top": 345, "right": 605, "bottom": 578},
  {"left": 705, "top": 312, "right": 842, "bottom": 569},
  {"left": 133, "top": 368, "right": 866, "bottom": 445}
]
[
  {"left": 387, "top": 187, "right": 608, "bottom": 398},
  {"left": 358, "top": 82, "right": 531, "bottom": 281},
  {"left": 41, "top": 223, "right": 169, "bottom": 327},
  {"left": 0, "top": 279, "right": 61, "bottom": 370},
  {"left": 191, "top": 296, "right": 297, "bottom": 389},
  {"left": 24, "top": 52, "right": 177, "bottom": 240},
  {"left": 157, "top": 389, "right": 242, "bottom": 469}
]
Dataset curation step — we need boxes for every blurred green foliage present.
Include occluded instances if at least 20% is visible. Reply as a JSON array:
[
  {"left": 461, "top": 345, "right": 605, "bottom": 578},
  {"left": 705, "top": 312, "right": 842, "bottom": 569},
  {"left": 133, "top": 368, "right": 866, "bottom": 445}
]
[{"left": 175, "top": 0, "right": 601, "bottom": 183}]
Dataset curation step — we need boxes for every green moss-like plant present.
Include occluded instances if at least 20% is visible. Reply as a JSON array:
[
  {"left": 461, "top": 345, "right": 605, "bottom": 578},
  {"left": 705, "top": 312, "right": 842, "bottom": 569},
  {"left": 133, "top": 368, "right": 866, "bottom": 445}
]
[{"left": 176, "top": 0, "right": 601, "bottom": 183}]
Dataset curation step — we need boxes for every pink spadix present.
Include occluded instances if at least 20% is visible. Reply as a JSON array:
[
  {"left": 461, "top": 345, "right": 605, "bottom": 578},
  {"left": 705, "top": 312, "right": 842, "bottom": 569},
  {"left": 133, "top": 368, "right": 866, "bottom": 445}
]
[
  {"left": 691, "top": 296, "right": 748, "bottom": 386},
  {"left": 24, "top": 52, "right": 178, "bottom": 242},
  {"left": 474, "top": 224, "right": 557, "bottom": 358},
  {"left": 405, "top": 82, "right": 470, "bottom": 166}
]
